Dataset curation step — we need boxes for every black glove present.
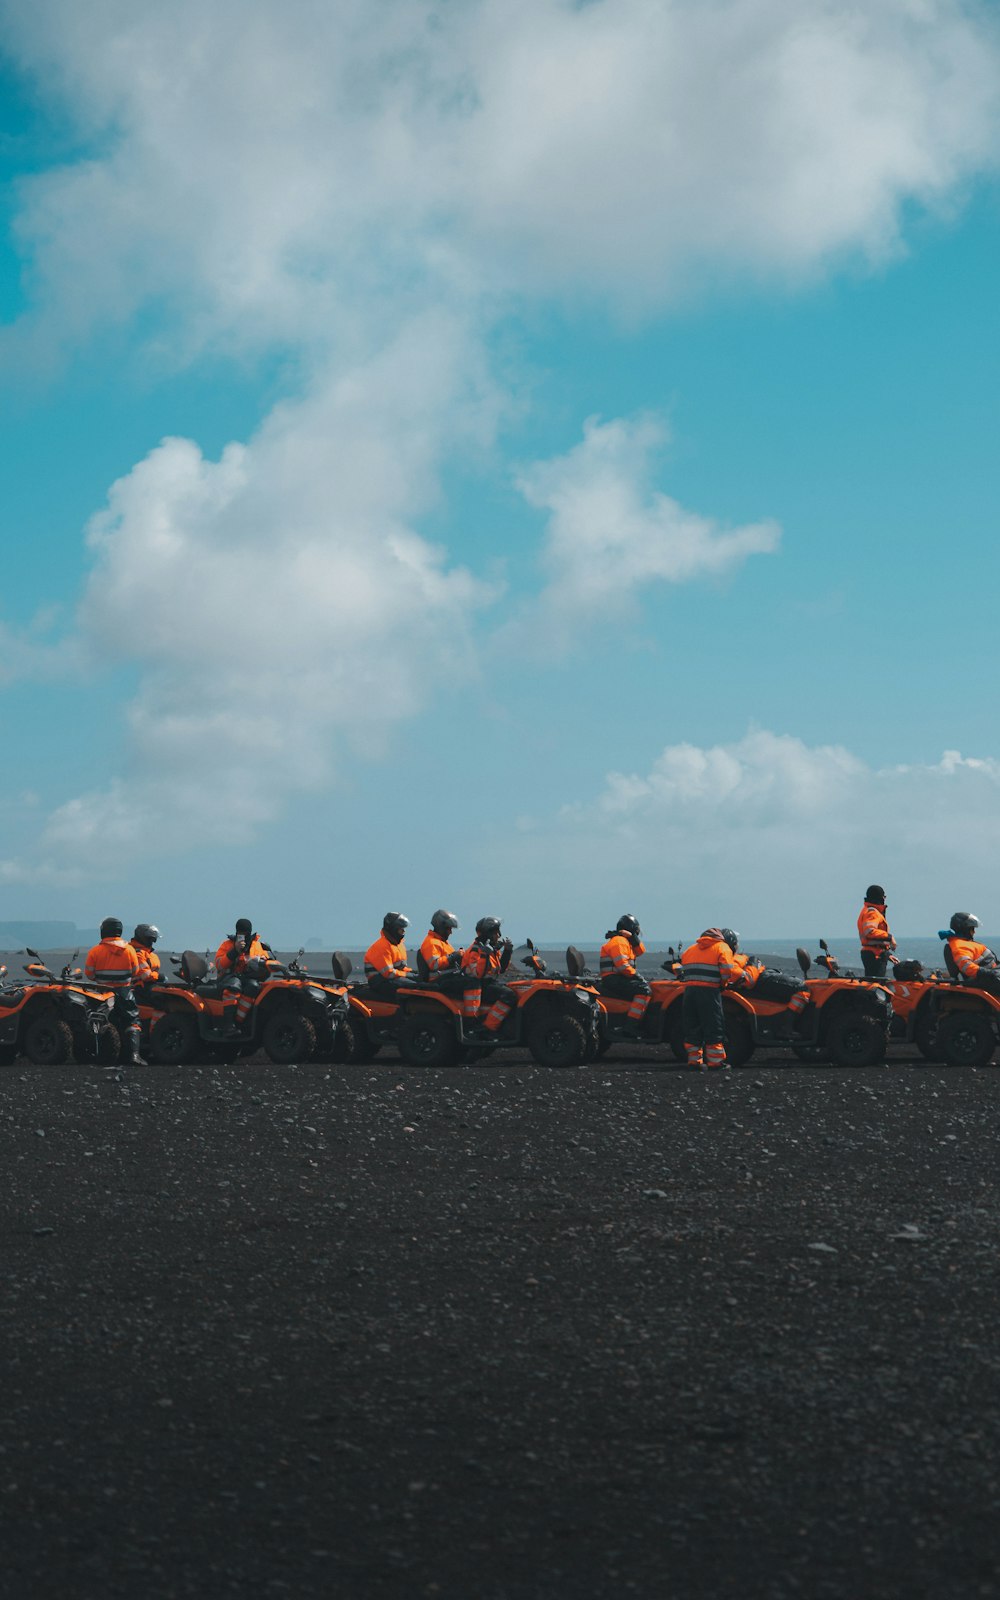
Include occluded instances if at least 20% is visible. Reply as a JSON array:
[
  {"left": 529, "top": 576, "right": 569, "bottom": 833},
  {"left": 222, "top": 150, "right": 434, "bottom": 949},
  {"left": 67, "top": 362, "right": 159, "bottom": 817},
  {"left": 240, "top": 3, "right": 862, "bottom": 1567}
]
[{"left": 447, "top": 949, "right": 463, "bottom": 968}]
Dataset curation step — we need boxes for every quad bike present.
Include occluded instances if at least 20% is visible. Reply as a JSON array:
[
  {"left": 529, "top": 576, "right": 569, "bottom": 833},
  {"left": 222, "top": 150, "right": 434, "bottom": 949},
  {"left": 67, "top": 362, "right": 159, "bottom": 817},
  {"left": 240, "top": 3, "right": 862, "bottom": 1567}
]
[
  {"left": 140, "top": 950, "right": 352, "bottom": 1066},
  {"left": 884, "top": 940, "right": 1000, "bottom": 1068},
  {"left": 330, "top": 940, "right": 602, "bottom": 1069},
  {"left": 571, "top": 946, "right": 824, "bottom": 1067},
  {"left": 0, "top": 949, "right": 119, "bottom": 1066},
  {"left": 785, "top": 941, "right": 894, "bottom": 1067}
]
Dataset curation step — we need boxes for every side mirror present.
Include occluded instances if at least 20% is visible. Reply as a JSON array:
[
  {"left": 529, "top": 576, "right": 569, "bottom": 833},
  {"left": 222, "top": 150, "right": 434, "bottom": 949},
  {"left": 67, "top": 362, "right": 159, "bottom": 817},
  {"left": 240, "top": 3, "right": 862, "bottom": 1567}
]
[{"left": 819, "top": 938, "right": 830, "bottom": 953}]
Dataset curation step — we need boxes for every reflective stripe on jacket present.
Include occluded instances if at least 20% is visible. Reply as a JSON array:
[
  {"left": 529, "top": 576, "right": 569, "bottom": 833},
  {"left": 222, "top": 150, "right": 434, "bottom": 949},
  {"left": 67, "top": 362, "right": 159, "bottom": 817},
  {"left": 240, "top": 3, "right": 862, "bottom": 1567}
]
[
  {"left": 858, "top": 902, "right": 892, "bottom": 953},
  {"left": 85, "top": 937, "right": 141, "bottom": 987},
  {"left": 947, "top": 937, "right": 993, "bottom": 980},
  {"left": 130, "top": 943, "right": 161, "bottom": 983},
  {"left": 364, "top": 935, "right": 410, "bottom": 980},
  {"left": 420, "top": 932, "right": 457, "bottom": 974},
  {"left": 599, "top": 933, "right": 645, "bottom": 977},
  {"left": 461, "top": 941, "right": 502, "bottom": 981},
  {"left": 216, "top": 935, "right": 268, "bottom": 975},
  {"left": 680, "top": 931, "right": 739, "bottom": 987}
]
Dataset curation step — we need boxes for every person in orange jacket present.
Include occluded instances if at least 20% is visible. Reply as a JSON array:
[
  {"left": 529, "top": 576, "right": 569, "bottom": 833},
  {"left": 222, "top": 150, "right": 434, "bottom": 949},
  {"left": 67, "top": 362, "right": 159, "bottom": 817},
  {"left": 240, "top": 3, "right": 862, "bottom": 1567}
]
[
  {"left": 130, "top": 923, "right": 161, "bottom": 987},
  {"left": 85, "top": 915, "right": 145, "bottom": 1064},
  {"left": 727, "top": 931, "right": 811, "bottom": 1038},
  {"left": 364, "top": 913, "right": 415, "bottom": 996},
  {"left": 679, "top": 927, "right": 740, "bottom": 1069},
  {"left": 461, "top": 916, "right": 516, "bottom": 1034},
  {"left": 417, "top": 909, "right": 480, "bottom": 1007},
  {"left": 942, "top": 912, "right": 1000, "bottom": 998},
  {"left": 216, "top": 917, "right": 271, "bottom": 1034},
  {"left": 599, "top": 913, "right": 651, "bottom": 1037},
  {"left": 858, "top": 886, "right": 896, "bottom": 978}
]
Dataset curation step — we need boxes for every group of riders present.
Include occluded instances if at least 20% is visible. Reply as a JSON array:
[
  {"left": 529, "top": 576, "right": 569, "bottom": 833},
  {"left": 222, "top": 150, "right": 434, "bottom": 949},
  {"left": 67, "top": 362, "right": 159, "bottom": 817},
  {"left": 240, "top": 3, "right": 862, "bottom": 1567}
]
[{"left": 77, "top": 885, "right": 998, "bottom": 1070}]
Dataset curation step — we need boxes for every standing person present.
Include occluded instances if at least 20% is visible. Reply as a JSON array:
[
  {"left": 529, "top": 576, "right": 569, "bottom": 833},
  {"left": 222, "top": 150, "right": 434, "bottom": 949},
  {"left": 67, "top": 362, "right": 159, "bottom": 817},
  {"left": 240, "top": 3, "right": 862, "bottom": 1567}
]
[
  {"left": 599, "top": 914, "right": 651, "bottom": 1037},
  {"left": 130, "top": 923, "right": 161, "bottom": 987},
  {"left": 679, "top": 927, "right": 740, "bottom": 1070},
  {"left": 216, "top": 917, "right": 270, "bottom": 1035},
  {"left": 943, "top": 913, "right": 1000, "bottom": 997},
  {"left": 364, "top": 913, "right": 414, "bottom": 996},
  {"left": 461, "top": 917, "right": 516, "bottom": 1035},
  {"left": 858, "top": 886, "right": 896, "bottom": 977},
  {"left": 85, "top": 916, "right": 146, "bottom": 1065}
]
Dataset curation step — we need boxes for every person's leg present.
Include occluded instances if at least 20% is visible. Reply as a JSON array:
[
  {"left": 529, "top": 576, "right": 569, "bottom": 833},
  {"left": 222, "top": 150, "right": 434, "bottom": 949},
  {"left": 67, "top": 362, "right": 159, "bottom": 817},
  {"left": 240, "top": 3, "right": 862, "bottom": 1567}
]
[
  {"left": 682, "top": 987, "right": 704, "bottom": 1069},
  {"left": 703, "top": 989, "right": 728, "bottom": 1069}
]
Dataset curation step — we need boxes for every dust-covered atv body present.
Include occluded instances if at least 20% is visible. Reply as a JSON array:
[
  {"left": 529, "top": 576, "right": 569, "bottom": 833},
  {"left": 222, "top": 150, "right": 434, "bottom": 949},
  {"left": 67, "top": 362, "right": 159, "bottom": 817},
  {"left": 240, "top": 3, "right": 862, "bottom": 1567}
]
[
  {"left": 785, "top": 943, "right": 894, "bottom": 1067},
  {"left": 140, "top": 950, "right": 353, "bottom": 1066},
  {"left": 333, "top": 941, "right": 602, "bottom": 1069},
  {"left": 0, "top": 950, "right": 119, "bottom": 1066}
]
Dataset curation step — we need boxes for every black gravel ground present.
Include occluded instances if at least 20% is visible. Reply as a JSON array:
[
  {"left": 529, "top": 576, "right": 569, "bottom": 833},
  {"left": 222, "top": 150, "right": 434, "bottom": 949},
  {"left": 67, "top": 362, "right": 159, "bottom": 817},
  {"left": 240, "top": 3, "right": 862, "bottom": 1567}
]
[{"left": 3, "top": 1046, "right": 999, "bottom": 1600}]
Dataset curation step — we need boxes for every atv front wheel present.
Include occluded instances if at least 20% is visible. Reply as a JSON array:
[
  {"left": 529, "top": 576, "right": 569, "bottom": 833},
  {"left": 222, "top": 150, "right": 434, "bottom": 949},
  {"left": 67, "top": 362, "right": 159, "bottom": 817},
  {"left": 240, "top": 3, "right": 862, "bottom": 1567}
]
[
  {"left": 399, "top": 1011, "right": 459, "bottom": 1068},
  {"left": 527, "top": 1012, "right": 587, "bottom": 1068},
  {"left": 150, "top": 1011, "right": 199, "bottom": 1066},
  {"left": 826, "top": 1011, "right": 886, "bottom": 1068},
  {"left": 913, "top": 1009, "right": 941, "bottom": 1062},
  {"left": 935, "top": 1009, "right": 995, "bottom": 1068},
  {"left": 723, "top": 1011, "right": 754, "bottom": 1068},
  {"left": 24, "top": 1014, "right": 74, "bottom": 1066},
  {"left": 262, "top": 1009, "right": 317, "bottom": 1065}
]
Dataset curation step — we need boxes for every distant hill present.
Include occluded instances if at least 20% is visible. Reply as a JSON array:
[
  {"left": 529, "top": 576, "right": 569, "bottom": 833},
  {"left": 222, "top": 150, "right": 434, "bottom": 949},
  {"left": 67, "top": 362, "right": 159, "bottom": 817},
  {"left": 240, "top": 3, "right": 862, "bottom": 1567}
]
[{"left": 0, "top": 921, "right": 99, "bottom": 952}]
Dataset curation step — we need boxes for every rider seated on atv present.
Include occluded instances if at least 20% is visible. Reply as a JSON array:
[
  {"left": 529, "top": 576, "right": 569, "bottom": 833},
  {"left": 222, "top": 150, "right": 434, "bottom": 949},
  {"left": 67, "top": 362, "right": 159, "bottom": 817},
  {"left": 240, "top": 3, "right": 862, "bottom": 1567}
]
[
  {"left": 130, "top": 923, "right": 161, "bottom": 987},
  {"left": 942, "top": 912, "right": 1000, "bottom": 999},
  {"left": 364, "top": 913, "right": 416, "bottom": 997},
  {"left": 599, "top": 914, "right": 650, "bottom": 1038},
  {"left": 418, "top": 910, "right": 481, "bottom": 1010},
  {"left": 216, "top": 918, "right": 271, "bottom": 1035},
  {"left": 461, "top": 917, "right": 516, "bottom": 1036}
]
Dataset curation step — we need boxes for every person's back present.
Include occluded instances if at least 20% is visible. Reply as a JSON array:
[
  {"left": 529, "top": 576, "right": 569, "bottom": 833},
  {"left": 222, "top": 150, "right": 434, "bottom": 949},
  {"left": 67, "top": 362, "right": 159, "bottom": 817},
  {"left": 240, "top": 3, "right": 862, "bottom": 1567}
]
[{"left": 679, "top": 929, "right": 738, "bottom": 1070}]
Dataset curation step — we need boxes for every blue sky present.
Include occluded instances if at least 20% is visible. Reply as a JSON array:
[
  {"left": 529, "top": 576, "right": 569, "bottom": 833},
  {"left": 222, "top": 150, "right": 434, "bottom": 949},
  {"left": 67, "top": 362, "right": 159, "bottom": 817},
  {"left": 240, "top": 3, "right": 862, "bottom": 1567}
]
[{"left": 2, "top": 0, "right": 1000, "bottom": 948}]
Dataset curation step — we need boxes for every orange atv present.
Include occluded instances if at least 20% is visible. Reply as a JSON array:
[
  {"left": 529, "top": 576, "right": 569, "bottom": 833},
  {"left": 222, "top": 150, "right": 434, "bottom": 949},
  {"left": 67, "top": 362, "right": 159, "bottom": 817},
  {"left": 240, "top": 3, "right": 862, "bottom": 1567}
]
[
  {"left": 0, "top": 949, "right": 119, "bottom": 1066},
  {"left": 140, "top": 950, "right": 353, "bottom": 1065},
  {"left": 782, "top": 941, "right": 894, "bottom": 1067},
  {"left": 330, "top": 941, "right": 602, "bottom": 1068},
  {"left": 886, "top": 943, "right": 1000, "bottom": 1068}
]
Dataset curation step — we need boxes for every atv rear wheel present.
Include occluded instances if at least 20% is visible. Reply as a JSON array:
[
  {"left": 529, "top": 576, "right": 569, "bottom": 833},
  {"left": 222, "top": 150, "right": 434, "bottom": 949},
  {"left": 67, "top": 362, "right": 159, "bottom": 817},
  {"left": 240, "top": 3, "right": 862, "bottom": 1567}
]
[
  {"left": 24, "top": 1014, "right": 74, "bottom": 1066},
  {"left": 826, "top": 1011, "right": 886, "bottom": 1068},
  {"left": 667, "top": 1009, "right": 686, "bottom": 1062},
  {"left": 262, "top": 1009, "right": 317, "bottom": 1065},
  {"left": 527, "top": 1012, "right": 587, "bottom": 1068},
  {"left": 150, "top": 1011, "right": 199, "bottom": 1066},
  {"left": 723, "top": 1011, "right": 754, "bottom": 1068},
  {"left": 935, "top": 1009, "right": 996, "bottom": 1068},
  {"left": 399, "top": 1011, "right": 459, "bottom": 1068}
]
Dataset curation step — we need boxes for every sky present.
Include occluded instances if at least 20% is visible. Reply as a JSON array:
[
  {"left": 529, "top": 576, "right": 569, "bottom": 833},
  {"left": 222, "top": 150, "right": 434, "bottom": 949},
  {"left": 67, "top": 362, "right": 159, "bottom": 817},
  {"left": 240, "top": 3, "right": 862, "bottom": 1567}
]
[{"left": 1, "top": 0, "right": 1000, "bottom": 949}]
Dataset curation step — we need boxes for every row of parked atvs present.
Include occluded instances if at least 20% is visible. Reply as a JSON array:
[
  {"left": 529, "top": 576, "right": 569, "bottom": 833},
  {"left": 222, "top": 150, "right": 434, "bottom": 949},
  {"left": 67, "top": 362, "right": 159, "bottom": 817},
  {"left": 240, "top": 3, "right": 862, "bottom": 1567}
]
[{"left": 1, "top": 939, "right": 998, "bottom": 1071}]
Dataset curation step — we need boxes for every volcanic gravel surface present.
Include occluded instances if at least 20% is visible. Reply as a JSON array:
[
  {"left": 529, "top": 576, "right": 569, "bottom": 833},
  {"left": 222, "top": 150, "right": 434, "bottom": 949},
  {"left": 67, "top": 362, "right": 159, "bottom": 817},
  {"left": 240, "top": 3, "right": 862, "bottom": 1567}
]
[{"left": 3, "top": 1048, "right": 1000, "bottom": 1599}]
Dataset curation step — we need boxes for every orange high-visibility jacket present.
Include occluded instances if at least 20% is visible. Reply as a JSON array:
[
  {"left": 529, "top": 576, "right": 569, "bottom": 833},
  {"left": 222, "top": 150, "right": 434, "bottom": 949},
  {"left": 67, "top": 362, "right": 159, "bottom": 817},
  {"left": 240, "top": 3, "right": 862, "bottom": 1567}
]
[
  {"left": 731, "top": 951, "right": 764, "bottom": 988},
  {"left": 85, "top": 937, "right": 141, "bottom": 987},
  {"left": 858, "top": 902, "right": 894, "bottom": 953},
  {"left": 130, "top": 942, "right": 161, "bottom": 983},
  {"left": 461, "top": 941, "right": 502, "bottom": 982},
  {"left": 364, "top": 935, "right": 411, "bottom": 980},
  {"left": 599, "top": 933, "right": 646, "bottom": 977},
  {"left": 420, "top": 932, "right": 459, "bottom": 975},
  {"left": 947, "top": 937, "right": 994, "bottom": 981},
  {"left": 216, "top": 934, "right": 268, "bottom": 975},
  {"left": 680, "top": 931, "right": 739, "bottom": 987}
]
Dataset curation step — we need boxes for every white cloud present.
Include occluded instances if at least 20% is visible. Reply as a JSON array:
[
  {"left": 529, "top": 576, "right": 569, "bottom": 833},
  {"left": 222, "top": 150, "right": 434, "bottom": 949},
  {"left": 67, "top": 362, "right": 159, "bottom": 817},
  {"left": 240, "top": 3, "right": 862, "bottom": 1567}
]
[
  {"left": 21, "top": 314, "right": 496, "bottom": 868},
  {"left": 2, "top": 0, "right": 1000, "bottom": 876},
  {"left": 510, "top": 729, "right": 1000, "bottom": 932},
  {"left": 514, "top": 416, "right": 779, "bottom": 646}
]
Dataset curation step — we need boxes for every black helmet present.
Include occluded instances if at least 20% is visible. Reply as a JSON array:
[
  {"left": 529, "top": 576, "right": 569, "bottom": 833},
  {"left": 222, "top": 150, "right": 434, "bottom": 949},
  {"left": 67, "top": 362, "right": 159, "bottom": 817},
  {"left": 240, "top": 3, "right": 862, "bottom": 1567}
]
[
  {"left": 865, "top": 885, "right": 886, "bottom": 904},
  {"left": 132, "top": 923, "right": 159, "bottom": 947},
  {"left": 100, "top": 916, "right": 123, "bottom": 939},
  {"left": 721, "top": 928, "right": 739, "bottom": 952},
  {"left": 475, "top": 916, "right": 502, "bottom": 946},
  {"left": 616, "top": 914, "right": 641, "bottom": 938},
  {"left": 431, "top": 909, "right": 459, "bottom": 937},
  {"left": 382, "top": 912, "right": 409, "bottom": 942},
  {"left": 950, "top": 911, "right": 980, "bottom": 938},
  {"left": 235, "top": 918, "right": 253, "bottom": 937}
]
